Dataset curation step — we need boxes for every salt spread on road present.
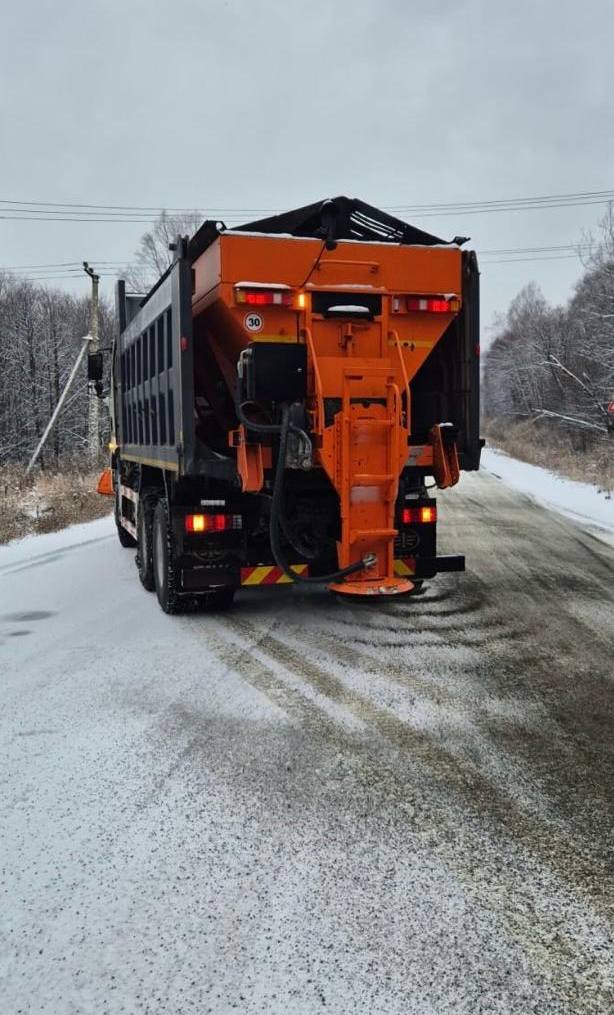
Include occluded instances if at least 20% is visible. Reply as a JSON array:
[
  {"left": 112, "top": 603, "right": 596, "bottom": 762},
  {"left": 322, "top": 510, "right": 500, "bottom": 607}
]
[{"left": 1, "top": 469, "right": 614, "bottom": 1014}]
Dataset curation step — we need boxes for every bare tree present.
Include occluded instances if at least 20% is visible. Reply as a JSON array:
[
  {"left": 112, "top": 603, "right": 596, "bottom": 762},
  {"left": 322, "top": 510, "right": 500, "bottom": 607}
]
[
  {"left": 483, "top": 208, "right": 614, "bottom": 455},
  {"left": 122, "top": 210, "right": 202, "bottom": 291}
]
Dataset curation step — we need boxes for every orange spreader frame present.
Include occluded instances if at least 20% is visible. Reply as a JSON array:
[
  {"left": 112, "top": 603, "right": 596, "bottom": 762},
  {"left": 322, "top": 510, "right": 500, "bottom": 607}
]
[{"left": 193, "top": 233, "right": 463, "bottom": 594}]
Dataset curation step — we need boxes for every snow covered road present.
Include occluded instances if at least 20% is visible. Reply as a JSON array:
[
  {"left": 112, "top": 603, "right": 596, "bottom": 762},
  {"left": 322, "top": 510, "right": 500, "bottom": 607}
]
[{"left": 1, "top": 470, "right": 614, "bottom": 1014}]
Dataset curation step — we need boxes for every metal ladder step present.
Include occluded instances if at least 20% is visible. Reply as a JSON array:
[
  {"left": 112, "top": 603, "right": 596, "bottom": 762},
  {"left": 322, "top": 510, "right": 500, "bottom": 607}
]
[
  {"left": 350, "top": 527, "right": 398, "bottom": 544},
  {"left": 352, "top": 473, "right": 394, "bottom": 485}
]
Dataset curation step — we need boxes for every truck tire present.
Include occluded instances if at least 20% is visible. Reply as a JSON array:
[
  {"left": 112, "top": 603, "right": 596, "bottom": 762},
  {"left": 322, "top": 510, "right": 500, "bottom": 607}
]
[
  {"left": 136, "top": 491, "right": 157, "bottom": 591},
  {"left": 115, "top": 486, "right": 137, "bottom": 548},
  {"left": 152, "top": 498, "right": 183, "bottom": 614}
]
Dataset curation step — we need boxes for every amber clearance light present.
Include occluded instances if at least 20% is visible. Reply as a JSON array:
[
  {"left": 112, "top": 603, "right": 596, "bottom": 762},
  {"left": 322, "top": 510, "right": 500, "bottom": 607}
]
[
  {"left": 185, "top": 513, "right": 242, "bottom": 533},
  {"left": 402, "top": 505, "right": 437, "bottom": 524}
]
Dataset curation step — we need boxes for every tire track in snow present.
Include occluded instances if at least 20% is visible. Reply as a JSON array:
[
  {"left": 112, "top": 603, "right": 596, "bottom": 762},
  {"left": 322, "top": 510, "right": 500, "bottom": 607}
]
[{"left": 203, "top": 612, "right": 614, "bottom": 1012}]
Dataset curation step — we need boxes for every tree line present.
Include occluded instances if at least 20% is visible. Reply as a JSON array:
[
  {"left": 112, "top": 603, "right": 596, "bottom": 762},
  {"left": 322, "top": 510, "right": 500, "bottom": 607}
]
[
  {"left": 1, "top": 207, "right": 612, "bottom": 472},
  {"left": 483, "top": 209, "right": 614, "bottom": 448},
  {"left": 0, "top": 212, "right": 196, "bottom": 472},
  {"left": 0, "top": 277, "right": 114, "bottom": 468}
]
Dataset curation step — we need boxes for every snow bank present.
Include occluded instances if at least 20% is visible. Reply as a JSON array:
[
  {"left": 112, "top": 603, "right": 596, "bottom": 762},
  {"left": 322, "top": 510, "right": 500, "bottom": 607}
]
[{"left": 481, "top": 447, "right": 614, "bottom": 536}]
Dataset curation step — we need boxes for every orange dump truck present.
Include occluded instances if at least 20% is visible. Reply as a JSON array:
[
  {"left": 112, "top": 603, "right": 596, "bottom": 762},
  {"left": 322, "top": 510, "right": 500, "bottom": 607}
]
[{"left": 104, "top": 197, "right": 481, "bottom": 613}]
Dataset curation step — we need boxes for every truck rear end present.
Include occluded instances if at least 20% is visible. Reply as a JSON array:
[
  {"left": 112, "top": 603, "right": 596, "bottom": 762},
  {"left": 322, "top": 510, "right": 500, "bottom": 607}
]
[{"left": 107, "top": 197, "right": 481, "bottom": 612}]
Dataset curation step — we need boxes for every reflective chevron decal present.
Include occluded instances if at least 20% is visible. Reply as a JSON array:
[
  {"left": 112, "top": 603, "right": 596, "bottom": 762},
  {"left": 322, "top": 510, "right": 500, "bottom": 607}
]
[
  {"left": 240, "top": 564, "right": 309, "bottom": 586},
  {"left": 393, "top": 558, "right": 416, "bottom": 577}
]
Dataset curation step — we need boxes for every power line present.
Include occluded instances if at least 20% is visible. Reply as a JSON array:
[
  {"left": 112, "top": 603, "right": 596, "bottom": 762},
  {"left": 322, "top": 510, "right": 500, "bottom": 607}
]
[
  {"left": 387, "top": 187, "right": 614, "bottom": 212},
  {"left": 412, "top": 199, "right": 614, "bottom": 219},
  {"left": 0, "top": 262, "right": 124, "bottom": 272},
  {"left": 481, "top": 254, "right": 582, "bottom": 265},
  {"left": 0, "top": 187, "right": 613, "bottom": 223},
  {"left": 5, "top": 272, "right": 120, "bottom": 282},
  {"left": 0, "top": 211, "right": 249, "bottom": 223},
  {"left": 480, "top": 243, "right": 589, "bottom": 255},
  {"left": 0, "top": 198, "right": 274, "bottom": 213}
]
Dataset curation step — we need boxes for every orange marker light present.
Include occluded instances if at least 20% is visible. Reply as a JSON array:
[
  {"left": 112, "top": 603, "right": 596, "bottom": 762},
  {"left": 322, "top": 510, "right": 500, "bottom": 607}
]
[
  {"left": 185, "top": 513, "right": 242, "bottom": 533},
  {"left": 186, "top": 513, "right": 206, "bottom": 532},
  {"left": 419, "top": 505, "right": 436, "bottom": 523}
]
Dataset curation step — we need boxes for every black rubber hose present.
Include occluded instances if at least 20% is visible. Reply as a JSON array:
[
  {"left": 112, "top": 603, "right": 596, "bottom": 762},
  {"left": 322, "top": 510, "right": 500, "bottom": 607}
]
[
  {"left": 235, "top": 391, "right": 308, "bottom": 445},
  {"left": 235, "top": 388, "right": 317, "bottom": 557},
  {"left": 235, "top": 394, "right": 282, "bottom": 435},
  {"left": 269, "top": 404, "right": 372, "bottom": 585}
]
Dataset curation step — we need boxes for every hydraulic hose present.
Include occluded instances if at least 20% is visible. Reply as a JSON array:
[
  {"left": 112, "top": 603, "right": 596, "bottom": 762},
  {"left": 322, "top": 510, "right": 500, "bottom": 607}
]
[
  {"left": 269, "top": 404, "right": 374, "bottom": 585},
  {"left": 235, "top": 393, "right": 284, "bottom": 435},
  {"left": 235, "top": 387, "right": 316, "bottom": 558},
  {"left": 234, "top": 387, "right": 372, "bottom": 582}
]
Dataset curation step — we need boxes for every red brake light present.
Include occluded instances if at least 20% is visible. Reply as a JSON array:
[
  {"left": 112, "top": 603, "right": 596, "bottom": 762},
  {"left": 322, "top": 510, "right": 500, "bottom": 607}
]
[
  {"left": 235, "top": 288, "right": 293, "bottom": 307},
  {"left": 406, "top": 296, "right": 460, "bottom": 313},
  {"left": 185, "top": 513, "right": 242, "bottom": 533},
  {"left": 402, "top": 505, "right": 437, "bottom": 524}
]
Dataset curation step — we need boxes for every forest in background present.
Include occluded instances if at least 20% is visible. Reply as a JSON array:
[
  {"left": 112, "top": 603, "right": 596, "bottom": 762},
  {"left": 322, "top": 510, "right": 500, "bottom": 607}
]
[
  {"left": 483, "top": 209, "right": 614, "bottom": 489},
  {"left": 0, "top": 279, "right": 114, "bottom": 468},
  {"left": 0, "top": 207, "right": 612, "bottom": 540},
  {"left": 0, "top": 213, "right": 198, "bottom": 540}
]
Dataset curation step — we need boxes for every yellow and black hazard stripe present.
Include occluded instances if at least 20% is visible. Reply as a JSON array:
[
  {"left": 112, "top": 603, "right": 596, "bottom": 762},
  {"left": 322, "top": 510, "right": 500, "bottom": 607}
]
[
  {"left": 393, "top": 557, "right": 416, "bottom": 577},
  {"left": 240, "top": 564, "right": 309, "bottom": 586}
]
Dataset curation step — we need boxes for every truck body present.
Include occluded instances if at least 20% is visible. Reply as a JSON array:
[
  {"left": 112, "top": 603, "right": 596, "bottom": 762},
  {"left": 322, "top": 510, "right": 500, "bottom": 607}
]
[{"left": 105, "top": 197, "right": 481, "bottom": 612}]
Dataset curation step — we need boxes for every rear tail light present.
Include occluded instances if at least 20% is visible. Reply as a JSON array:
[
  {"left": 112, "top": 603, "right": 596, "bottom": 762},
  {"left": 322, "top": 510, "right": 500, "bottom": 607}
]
[
  {"left": 235, "top": 287, "right": 293, "bottom": 307},
  {"left": 185, "top": 513, "right": 242, "bottom": 533},
  {"left": 405, "top": 296, "right": 460, "bottom": 313},
  {"left": 402, "top": 505, "right": 437, "bottom": 524}
]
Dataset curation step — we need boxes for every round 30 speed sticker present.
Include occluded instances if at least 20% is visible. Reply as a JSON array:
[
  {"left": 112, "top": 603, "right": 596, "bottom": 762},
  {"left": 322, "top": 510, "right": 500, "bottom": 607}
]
[{"left": 244, "top": 312, "right": 264, "bottom": 333}]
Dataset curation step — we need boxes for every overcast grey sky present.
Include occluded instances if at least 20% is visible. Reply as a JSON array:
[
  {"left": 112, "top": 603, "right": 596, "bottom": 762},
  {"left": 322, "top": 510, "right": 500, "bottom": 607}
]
[{"left": 1, "top": 0, "right": 613, "bottom": 336}]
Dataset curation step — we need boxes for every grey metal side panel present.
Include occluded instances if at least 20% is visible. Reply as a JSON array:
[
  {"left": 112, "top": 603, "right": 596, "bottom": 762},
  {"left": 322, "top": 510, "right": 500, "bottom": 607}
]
[
  {"left": 461, "top": 251, "right": 481, "bottom": 470},
  {"left": 115, "top": 254, "right": 193, "bottom": 475},
  {"left": 173, "top": 259, "right": 195, "bottom": 474}
]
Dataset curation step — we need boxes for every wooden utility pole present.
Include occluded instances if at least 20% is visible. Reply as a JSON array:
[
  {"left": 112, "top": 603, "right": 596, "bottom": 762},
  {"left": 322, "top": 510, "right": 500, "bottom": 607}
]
[{"left": 83, "top": 262, "right": 100, "bottom": 462}]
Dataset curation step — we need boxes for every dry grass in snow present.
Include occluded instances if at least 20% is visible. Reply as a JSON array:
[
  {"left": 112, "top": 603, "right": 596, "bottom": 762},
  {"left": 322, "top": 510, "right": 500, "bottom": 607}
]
[
  {"left": 483, "top": 419, "right": 614, "bottom": 497},
  {"left": 0, "top": 465, "right": 112, "bottom": 545}
]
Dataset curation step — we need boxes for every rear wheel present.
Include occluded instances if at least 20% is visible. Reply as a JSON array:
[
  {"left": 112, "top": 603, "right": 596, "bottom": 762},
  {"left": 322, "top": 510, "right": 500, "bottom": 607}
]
[
  {"left": 152, "top": 499, "right": 237, "bottom": 615},
  {"left": 136, "top": 491, "right": 157, "bottom": 591},
  {"left": 153, "top": 499, "right": 182, "bottom": 614}
]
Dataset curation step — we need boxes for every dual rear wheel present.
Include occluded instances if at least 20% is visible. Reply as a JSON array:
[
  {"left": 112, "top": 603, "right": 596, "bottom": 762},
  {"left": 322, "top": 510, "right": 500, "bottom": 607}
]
[{"left": 135, "top": 492, "right": 235, "bottom": 615}]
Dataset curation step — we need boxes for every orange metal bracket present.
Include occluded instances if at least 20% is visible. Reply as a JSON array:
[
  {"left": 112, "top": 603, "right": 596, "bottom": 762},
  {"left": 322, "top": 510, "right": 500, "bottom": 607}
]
[
  {"left": 230, "top": 425, "right": 265, "bottom": 493},
  {"left": 301, "top": 326, "right": 324, "bottom": 432},
  {"left": 429, "top": 425, "right": 460, "bottom": 489}
]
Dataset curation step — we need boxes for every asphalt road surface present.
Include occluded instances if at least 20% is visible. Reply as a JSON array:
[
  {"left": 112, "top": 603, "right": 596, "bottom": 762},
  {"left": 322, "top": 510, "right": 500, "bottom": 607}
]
[{"left": 1, "top": 470, "right": 614, "bottom": 1014}]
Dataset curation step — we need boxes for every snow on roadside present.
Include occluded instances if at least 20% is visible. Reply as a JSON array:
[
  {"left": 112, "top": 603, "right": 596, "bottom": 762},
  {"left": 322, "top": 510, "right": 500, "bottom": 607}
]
[
  {"left": 0, "top": 513, "right": 114, "bottom": 569},
  {"left": 481, "top": 446, "right": 614, "bottom": 537}
]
